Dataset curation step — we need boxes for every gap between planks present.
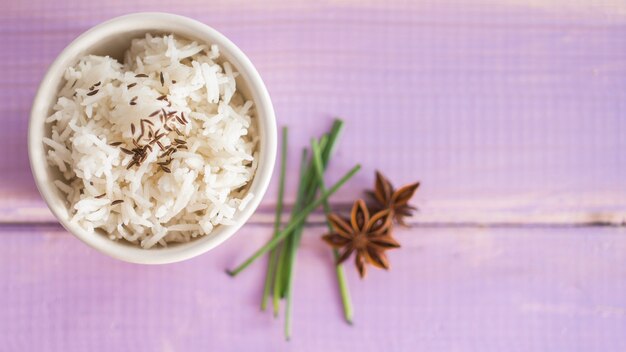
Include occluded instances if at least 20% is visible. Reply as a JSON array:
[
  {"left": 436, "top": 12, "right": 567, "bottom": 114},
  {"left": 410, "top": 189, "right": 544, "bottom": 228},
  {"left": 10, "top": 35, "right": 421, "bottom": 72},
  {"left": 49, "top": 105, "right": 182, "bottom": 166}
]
[
  {"left": 3, "top": 201, "right": 626, "bottom": 227},
  {"left": 0, "top": 220, "right": 623, "bottom": 232}
]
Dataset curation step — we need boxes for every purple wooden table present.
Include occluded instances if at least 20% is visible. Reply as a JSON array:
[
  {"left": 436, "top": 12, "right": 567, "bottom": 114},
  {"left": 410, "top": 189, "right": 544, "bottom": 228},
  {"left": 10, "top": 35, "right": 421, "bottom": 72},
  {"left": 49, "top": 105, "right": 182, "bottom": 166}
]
[{"left": 2, "top": 0, "right": 626, "bottom": 351}]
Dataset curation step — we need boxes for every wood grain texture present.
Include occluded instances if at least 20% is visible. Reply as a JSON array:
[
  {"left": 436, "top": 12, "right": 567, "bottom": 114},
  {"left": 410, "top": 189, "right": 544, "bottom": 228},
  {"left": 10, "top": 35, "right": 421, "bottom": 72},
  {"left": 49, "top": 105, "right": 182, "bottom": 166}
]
[
  {"left": 1, "top": 224, "right": 625, "bottom": 351},
  {"left": 1, "top": 0, "right": 625, "bottom": 224},
  {"left": 1, "top": 1, "right": 626, "bottom": 350}
]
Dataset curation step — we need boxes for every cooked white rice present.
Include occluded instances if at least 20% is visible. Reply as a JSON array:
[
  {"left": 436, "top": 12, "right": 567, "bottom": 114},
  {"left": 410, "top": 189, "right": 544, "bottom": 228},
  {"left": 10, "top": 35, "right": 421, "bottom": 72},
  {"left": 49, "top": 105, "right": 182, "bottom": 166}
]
[{"left": 44, "top": 34, "right": 258, "bottom": 248}]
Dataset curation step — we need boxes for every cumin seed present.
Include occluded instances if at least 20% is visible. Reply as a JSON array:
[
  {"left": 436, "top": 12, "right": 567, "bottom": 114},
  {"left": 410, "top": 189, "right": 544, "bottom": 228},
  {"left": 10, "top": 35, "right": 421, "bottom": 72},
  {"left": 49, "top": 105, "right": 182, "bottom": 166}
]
[
  {"left": 95, "top": 193, "right": 106, "bottom": 199},
  {"left": 120, "top": 148, "right": 134, "bottom": 155},
  {"left": 160, "top": 165, "right": 171, "bottom": 173},
  {"left": 130, "top": 123, "right": 136, "bottom": 135},
  {"left": 111, "top": 199, "right": 124, "bottom": 205},
  {"left": 86, "top": 90, "right": 99, "bottom": 96},
  {"left": 127, "top": 83, "right": 137, "bottom": 89},
  {"left": 149, "top": 110, "right": 160, "bottom": 117},
  {"left": 157, "top": 95, "right": 167, "bottom": 101},
  {"left": 174, "top": 138, "right": 186, "bottom": 144},
  {"left": 135, "top": 73, "right": 148, "bottom": 78},
  {"left": 160, "top": 72, "right": 164, "bottom": 86},
  {"left": 109, "top": 141, "right": 123, "bottom": 146}
]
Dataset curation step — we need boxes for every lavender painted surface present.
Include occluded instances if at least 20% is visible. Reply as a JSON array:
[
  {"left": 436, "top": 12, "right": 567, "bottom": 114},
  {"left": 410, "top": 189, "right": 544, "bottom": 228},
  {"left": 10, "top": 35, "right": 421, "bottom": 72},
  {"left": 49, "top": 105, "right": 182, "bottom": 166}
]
[
  {"left": 3, "top": 225, "right": 626, "bottom": 351},
  {"left": 2, "top": 0, "right": 626, "bottom": 224},
  {"left": 1, "top": 0, "right": 626, "bottom": 351}
]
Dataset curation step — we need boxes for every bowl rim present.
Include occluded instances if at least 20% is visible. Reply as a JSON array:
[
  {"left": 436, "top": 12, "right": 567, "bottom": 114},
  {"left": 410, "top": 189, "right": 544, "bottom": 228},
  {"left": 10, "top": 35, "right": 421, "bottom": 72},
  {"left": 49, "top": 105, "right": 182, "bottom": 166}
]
[{"left": 28, "top": 12, "right": 277, "bottom": 264}]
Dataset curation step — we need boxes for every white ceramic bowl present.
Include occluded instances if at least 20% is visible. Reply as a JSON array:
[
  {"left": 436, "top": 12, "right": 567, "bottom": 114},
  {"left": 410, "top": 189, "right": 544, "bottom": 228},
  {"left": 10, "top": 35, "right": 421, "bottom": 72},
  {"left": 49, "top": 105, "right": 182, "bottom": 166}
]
[{"left": 28, "top": 13, "right": 276, "bottom": 264}]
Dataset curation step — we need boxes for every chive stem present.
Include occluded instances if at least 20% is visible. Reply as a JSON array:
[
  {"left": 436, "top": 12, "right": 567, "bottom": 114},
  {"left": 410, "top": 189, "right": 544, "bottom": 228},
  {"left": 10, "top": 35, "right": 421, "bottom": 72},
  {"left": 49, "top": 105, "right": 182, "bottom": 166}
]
[
  {"left": 226, "top": 164, "right": 361, "bottom": 276},
  {"left": 283, "top": 127, "right": 346, "bottom": 338},
  {"left": 272, "top": 149, "right": 309, "bottom": 315},
  {"left": 333, "top": 249, "right": 353, "bottom": 324},
  {"left": 312, "top": 139, "right": 353, "bottom": 324},
  {"left": 284, "top": 224, "right": 304, "bottom": 340},
  {"left": 261, "top": 127, "right": 288, "bottom": 311},
  {"left": 322, "top": 119, "right": 344, "bottom": 167},
  {"left": 271, "top": 242, "right": 285, "bottom": 316}
]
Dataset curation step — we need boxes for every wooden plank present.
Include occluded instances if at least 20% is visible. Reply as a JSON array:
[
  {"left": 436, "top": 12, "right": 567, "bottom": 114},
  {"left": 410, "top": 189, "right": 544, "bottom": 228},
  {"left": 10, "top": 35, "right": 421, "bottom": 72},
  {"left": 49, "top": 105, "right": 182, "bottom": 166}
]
[
  {"left": 1, "top": 2, "right": 625, "bottom": 224},
  {"left": 1, "top": 224, "right": 625, "bottom": 350}
]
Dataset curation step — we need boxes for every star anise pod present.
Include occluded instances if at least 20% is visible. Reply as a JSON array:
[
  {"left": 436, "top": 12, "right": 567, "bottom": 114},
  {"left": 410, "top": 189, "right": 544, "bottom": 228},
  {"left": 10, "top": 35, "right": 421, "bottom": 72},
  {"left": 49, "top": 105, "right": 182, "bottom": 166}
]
[
  {"left": 322, "top": 199, "right": 400, "bottom": 278},
  {"left": 368, "top": 171, "right": 420, "bottom": 226}
]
